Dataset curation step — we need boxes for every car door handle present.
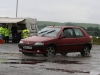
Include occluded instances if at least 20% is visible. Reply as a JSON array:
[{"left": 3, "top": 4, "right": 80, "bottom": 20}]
[{"left": 75, "top": 39, "right": 78, "bottom": 42}]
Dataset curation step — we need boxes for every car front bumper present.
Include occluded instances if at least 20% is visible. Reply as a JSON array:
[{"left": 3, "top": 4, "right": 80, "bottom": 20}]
[{"left": 18, "top": 43, "right": 47, "bottom": 54}]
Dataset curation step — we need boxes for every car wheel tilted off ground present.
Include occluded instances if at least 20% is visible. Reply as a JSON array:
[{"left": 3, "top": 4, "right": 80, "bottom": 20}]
[
  {"left": 81, "top": 45, "right": 90, "bottom": 57},
  {"left": 43, "top": 45, "right": 56, "bottom": 57}
]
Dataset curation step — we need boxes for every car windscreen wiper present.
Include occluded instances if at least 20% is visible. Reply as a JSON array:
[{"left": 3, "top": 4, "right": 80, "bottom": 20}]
[
  {"left": 38, "top": 30, "right": 49, "bottom": 34},
  {"left": 46, "top": 30, "right": 56, "bottom": 34},
  {"left": 41, "top": 30, "right": 56, "bottom": 37}
]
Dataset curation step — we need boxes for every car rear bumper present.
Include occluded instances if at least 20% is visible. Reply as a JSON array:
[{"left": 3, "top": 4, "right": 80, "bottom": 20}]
[{"left": 18, "top": 43, "right": 47, "bottom": 54}]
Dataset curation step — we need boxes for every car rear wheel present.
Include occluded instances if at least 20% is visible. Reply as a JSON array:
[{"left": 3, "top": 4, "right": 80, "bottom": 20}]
[
  {"left": 22, "top": 52, "right": 33, "bottom": 56},
  {"left": 60, "top": 53, "right": 67, "bottom": 56},
  {"left": 43, "top": 45, "right": 56, "bottom": 57},
  {"left": 81, "top": 46, "right": 90, "bottom": 57}
]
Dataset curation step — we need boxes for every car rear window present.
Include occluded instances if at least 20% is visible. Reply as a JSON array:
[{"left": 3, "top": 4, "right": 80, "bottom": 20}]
[{"left": 74, "top": 28, "right": 84, "bottom": 37}]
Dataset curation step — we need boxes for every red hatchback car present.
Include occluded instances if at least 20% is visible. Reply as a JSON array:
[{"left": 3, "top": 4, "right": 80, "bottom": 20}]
[{"left": 18, "top": 26, "right": 92, "bottom": 57}]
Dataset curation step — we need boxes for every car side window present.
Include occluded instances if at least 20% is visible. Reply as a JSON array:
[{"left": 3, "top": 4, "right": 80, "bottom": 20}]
[
  {"left": 74, "top": 28, "right": 84, "bottom": 37},
  {"left": 62, "top": 29, "right": 74, "bottom": 38}
]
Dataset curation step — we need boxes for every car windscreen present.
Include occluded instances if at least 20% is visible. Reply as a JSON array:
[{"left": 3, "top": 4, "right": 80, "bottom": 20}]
[{"left": 37, "top": 27, "right": 61, "bottom": 37}]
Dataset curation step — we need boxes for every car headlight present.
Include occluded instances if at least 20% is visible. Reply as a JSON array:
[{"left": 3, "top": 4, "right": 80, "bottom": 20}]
[
  {"left": 34, "top": 42, "right": 44, "bottom": 45},
  {"left": 19, "top": 41, "right": 23, "bottom": 43}
]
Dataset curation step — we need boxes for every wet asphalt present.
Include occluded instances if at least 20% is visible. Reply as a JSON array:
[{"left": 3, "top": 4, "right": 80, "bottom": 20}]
[{"left": 0, "top": 43, "right": 100, "bottom": 75}]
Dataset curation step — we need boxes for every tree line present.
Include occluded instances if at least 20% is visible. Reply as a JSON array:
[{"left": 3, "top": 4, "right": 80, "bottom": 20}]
[{"left": 38, "top": 22, "right": 100, "bottom": 36}]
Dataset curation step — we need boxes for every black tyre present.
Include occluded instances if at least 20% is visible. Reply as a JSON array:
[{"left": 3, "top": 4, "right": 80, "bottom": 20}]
[
  {"left": 60, "top": 53, "right": 67, "bottom": 56},
  {"left": 43, "top": 46, "right": 56, "bottom": 57},
  {"left": 22, "top": 52, "right": 33, "bottom": 56},
  {"left": 81, "top": 46, "right": 90, "bottom": 57}
]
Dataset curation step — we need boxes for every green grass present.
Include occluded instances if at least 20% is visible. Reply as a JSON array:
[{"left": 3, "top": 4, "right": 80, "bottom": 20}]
[
  {"left": 37, "top": 21, "right": 100, "bottom": 29},
  {"left": 37, "top": 21, "right": 65, "bottom": 26},
  {"left": 73, "top": 23, "right": 100, "bottom": 29}
]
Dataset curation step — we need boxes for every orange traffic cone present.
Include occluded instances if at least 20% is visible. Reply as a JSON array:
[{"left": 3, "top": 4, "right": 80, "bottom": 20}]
[{"left": 0, "top": 40, "right": 4, "bottom": 44}]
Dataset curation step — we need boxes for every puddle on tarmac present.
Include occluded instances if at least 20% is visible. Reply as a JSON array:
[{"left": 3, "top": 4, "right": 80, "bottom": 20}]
[
  {"left": 0, "top": 58, "right": 83, "bottom": 64},
  {"left": 0, "top": 58, "right": 90, "bottom": 74},
  {"left": 1, "top": 59, "right": 47, "bottom": 64},
  {"left": 1, "top": 61, "right": 42, "bottom": 64},
  {"left": 53, "top": 60, "right": 83, "bottom": 64},
  {"left": 1, "top": 62, "right": 20, "bottom": 64},
  {"left": 44, "top": 68, "right": 90, "bottom": 73}
]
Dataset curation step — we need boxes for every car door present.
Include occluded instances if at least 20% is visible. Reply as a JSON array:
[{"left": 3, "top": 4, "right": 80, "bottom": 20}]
[
  {"left": 57, "top": 28, "right": 76, "bottom": 53},
  {"left": 72, "top": 28, "right": 85, "bottom": 51},
  {"left": 63, "top": 28, "right": 78, "bottom": 52}
]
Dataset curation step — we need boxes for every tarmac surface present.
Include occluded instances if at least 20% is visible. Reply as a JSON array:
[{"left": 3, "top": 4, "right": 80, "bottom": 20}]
[{"left": 0, "top": 43, "right": 100, "bottom": 75}]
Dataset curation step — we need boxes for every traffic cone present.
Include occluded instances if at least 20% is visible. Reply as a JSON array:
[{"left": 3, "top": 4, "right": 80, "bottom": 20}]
[{"left": 0, "top": 40, "right": 4, "bottom": 44}]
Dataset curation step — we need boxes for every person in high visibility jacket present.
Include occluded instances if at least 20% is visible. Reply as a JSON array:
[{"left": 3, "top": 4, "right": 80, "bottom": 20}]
[
  {"left": 4, "top": 25, "right": 10, "bottom": 43},
  {"left": 22, "top": 27, "right": 30, "bottom": 38},
  {"left": 0, "top": 25, "right": 3, "bottom": 39},
  {"left": 0, "top": 25, "right": 6, "bottom": 40},
  {"left": 0, "top": 25, "right": 2, "bottom": 34}
]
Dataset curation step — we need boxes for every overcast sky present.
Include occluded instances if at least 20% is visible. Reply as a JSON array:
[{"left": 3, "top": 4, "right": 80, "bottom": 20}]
[{"left": 0, "top": 0, "right": 100, "bottom": 24}]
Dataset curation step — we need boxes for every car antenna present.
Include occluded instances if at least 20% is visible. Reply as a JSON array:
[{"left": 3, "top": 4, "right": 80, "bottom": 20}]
[
  {"left": 53, "top": 24, "right": 55, "bottom": 27},
  {"left": 53, "top": 22, "right": 57, "bottom": 27}
]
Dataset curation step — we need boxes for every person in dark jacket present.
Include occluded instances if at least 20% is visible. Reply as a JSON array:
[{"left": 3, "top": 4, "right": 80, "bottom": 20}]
[
  {"left": 4, "top": 25, "right": 10, "bottom": 43},
  {"left": 11, "top": 24, "right": 18, "bottom": 43}
]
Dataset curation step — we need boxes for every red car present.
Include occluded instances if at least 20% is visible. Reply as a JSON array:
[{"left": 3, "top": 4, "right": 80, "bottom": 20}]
[{"left": 18, "top": 26, "right": 92, "bottom": 57}]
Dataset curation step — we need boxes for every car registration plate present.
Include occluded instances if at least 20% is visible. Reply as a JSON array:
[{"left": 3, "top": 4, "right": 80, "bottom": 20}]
[{"left": 23, "top": 46, "right": 32, "bottom": 49}]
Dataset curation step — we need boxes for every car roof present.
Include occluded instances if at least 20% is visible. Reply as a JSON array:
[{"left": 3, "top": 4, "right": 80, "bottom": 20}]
[{"left": 46, "top": 26, "right": 81, "bottom": 29}]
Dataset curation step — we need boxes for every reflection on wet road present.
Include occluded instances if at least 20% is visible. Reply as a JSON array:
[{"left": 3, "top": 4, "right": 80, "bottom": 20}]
[
  {"left": 0, "top": 44, "right": 100, "bottom": 75},
  {"left": 0, "top": 52, "right": 92, "bottom": 75},
  {"left": 0, "top": 58, "right": 84, "bottom": 64}
]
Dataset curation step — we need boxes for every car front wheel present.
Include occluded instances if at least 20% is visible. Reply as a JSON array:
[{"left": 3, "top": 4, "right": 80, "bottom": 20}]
[
  {"left": 44, "top": 46, "right": 56, "bottom": 57},
  {"left": 81, "top": 46, "right": 90, "bottom": 57}
]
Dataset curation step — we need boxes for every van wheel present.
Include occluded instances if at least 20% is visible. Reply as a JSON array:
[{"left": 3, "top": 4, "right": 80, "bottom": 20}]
[
  {"left": 22, "top": 52, "right": 33, "bottom": 56},
  {"left": 81, "top": 46, "right": 90, "bottom": 57},
  {"left": 60, "top": 53, "right": 67, "bottom": 56},
  {"left": 44, "top": 46, "right": 56, "bottom": 57}
]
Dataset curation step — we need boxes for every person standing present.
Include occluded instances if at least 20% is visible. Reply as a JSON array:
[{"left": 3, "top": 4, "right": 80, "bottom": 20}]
[
  {"left": 0, "top": 25, "right": 3, "bottom": 39},
  {"left": 11, "top": 24, "right": 18, "bottom": 42},
  {"left": 0, "top": 25, "right": 6, "bottom": 40},
  {"left": 4, "top": 25, "right": 10, "bottom": 43},
  {"left": 22, "top": 27, "right": 30, "bottom": 38}
]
